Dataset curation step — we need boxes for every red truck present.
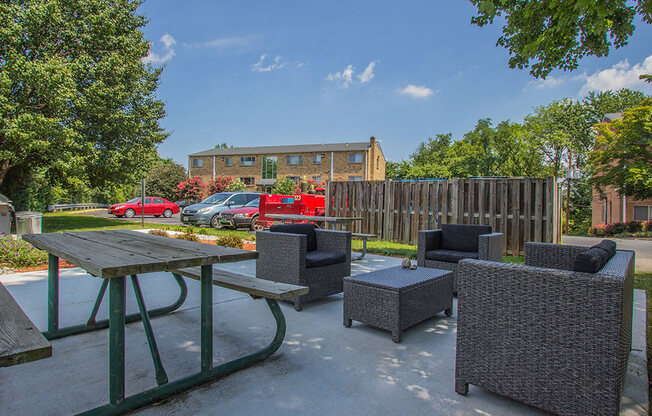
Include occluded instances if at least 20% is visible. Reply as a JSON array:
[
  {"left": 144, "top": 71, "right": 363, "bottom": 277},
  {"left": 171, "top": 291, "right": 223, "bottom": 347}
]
[{"left": 256, "top": 193, "right": 326, "bottom": 229}]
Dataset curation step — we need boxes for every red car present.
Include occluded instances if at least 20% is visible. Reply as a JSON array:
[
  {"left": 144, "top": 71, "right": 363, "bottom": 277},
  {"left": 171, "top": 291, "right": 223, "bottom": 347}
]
[
  {"left": 218, "top": 198, "right": 260, "bottom": 230},
  {"left": 108, "top": 197, "right": 179, "bottom": 218}
]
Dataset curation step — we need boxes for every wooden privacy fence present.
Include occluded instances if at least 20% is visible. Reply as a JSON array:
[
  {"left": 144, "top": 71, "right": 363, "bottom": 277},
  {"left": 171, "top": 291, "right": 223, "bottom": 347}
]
[{"left": 325, "top": 178, "right": 561, "bottom": 256}]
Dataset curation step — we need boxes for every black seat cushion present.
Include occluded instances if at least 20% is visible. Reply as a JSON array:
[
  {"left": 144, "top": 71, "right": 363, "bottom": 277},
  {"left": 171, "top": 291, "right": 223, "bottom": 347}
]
[
  {"left": 591, "top": 239, "right": 616, "bottom": 258},
  {"left": 572, "top": 247, "right": 611, "bottom": 274},
  {"left": 270, "top": 223, "right": 317, "bottom": 251},
  {"left": 305, "top": 250, "right": 346, "bottom": 268},
  {"left": 425, "top": 249, "right": 478, "bottom": 263},
  {"left": 440, "top": 224, "right": 492, "bottom": 252}
]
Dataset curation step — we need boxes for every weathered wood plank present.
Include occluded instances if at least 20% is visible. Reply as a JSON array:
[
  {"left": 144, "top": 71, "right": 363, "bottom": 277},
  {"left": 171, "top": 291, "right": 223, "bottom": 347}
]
[
  {"left": 173, "top": 267, "right": 309, "bottom": 301},
  {"left": 0, "top": 283, "right": 51, "bottom": 367}
]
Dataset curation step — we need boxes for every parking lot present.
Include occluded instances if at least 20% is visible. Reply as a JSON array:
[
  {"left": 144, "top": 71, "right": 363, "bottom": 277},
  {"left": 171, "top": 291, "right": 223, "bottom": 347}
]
[{"left": 82, "top": 209, "right": 187, "bottom": 226}]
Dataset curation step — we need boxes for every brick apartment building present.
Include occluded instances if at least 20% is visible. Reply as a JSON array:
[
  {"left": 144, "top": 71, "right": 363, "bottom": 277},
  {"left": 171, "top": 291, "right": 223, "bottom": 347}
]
[
  {"left": 187, "top": 136, "right": 385, "bottom": 189},
  {"left": 591, "top": 113, "right": 652, "bottom": 225}
]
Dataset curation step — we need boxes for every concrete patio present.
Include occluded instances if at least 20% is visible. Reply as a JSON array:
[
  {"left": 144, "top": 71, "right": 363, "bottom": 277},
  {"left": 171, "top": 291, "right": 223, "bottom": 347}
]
[{"left": 0, "top": 254, "right": 648, "bottom": 415}]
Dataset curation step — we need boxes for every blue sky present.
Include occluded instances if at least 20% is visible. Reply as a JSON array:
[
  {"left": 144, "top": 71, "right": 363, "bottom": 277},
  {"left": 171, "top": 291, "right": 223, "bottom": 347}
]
[{"left": 139, "top": 1, "right": 652, "bottom": 167}]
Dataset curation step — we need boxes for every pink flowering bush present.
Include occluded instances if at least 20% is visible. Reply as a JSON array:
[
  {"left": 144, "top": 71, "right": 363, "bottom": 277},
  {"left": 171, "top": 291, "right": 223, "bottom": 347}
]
[
  {"left": 588, "top": 221, "right": 646, "bottom": 237},
  {"left": 175, "top": 176, "right": 207, "bottom": 201},
  {"left": 0, "top": 234, "right": 48, "bottom": 269},
  {"left": 206, "top": 176, "right": 234, "bottom": 195}
]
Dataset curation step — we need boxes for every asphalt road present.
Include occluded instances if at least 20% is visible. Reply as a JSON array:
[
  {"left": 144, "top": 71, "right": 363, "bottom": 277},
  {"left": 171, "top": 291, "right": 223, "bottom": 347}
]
[
  {"left": 82, "top": 209, "right": 187, "bottom": 226},
  {"left": 563, "top": 236, "right": 652, "bottom": 272}
]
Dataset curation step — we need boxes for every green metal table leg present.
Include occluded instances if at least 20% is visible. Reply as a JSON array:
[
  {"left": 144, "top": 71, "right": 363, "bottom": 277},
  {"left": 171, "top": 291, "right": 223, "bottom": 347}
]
[
  {"left": 109, "top": 277, "right": 126, "bottom": 407},
  {"left": 79, "top": 297, "right": 287, "bottom": 416},
  {"left": 88, "top": 279, "right": 109, "bottom": 325},
  {"left": 48, "top": 254, "right": 59, "bottom": 333},
  {"left": 131, "top": 274, "right": 168, "bottom": 386},
  {"left": 43, "top": 273, "right": 188, "bottom": 340},
  {"left": 200, "top": 264, "right": 213, "bottom": 373}
]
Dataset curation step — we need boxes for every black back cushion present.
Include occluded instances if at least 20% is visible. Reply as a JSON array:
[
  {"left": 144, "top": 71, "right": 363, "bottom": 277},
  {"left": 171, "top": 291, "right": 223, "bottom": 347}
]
[
  {"left": 270, "top": 223, "right": 317, "bottom": 251},
  {"left": 572, "top": 247, "right": 611, "bottom": 274},
  {"left": 440, "top": 224, "right": 492, "bottom": 252},
  {"left": 592, "top": 239, "right": 616, "bottom": 258}
]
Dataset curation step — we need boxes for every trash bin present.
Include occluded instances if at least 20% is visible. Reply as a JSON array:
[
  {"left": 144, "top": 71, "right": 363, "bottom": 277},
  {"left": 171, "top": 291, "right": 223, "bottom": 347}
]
[{"left": 15, "top": 211, "right": 42, "bottom": 236}]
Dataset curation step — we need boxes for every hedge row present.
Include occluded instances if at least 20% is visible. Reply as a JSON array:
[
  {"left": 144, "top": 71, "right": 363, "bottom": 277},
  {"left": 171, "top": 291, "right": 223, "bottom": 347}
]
[{"left": 588, "top": 220, "right": 652, "bottom": 237}]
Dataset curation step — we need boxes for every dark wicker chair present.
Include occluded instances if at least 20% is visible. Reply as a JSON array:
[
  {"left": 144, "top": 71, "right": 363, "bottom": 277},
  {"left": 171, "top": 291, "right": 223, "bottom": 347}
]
[
  {"left": 455, "top": 241, "right": 635, "bottom": 416},
  {"left": 255, "top": 223, "right": 351, "bottom": 311},
  {"left": 417, "top": 224, "right": 503, "bottom": 292}
]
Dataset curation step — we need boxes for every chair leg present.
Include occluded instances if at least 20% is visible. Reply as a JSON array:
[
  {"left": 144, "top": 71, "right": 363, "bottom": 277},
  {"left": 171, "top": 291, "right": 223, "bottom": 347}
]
[
  {"left": 294, "top": 299, "right": 303, "bottom": 311},
  {"left": 343, "top": 317, "right": 352, "bottom": 327},
  {"left": 455, "top": 379, "right": 468, "bottom": 395},
  {"left": 445, "top": 307, "right": 452, "bottom": 316}
]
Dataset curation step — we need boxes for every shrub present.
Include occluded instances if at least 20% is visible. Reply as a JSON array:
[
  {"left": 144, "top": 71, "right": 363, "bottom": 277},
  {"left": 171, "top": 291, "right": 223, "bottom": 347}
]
[
  {"left": 149, "top": 229, "right": 169, "bottom": 237},
  {"left": 0, "top": 235, "right": 48, "bottom": 268},
  {"left": 146, "top": 163, "right": 187, "bottom": 201},
  {"left": 176, "top": 231, "right": 200, "bottom": 242},
  {"left": 214, "top": 235, "right": 243, "bottom": 249},
  {"left": 206, "top": 176, "right": 234, "bottom": 195},
  {"left": 272, "top": 177, "right": 298, "bottom": 195},
  {"left": 226, "top": 180, "right": 247, "bottom": 191},
  {"left": 644, "top": 221, "right": 652, "bottom": 232},
  {"left": 176, "top": 176, "right": 207, "bottom": 201},
  {"left": 625, "top": 221, "right": 643, "bottom": 233}
]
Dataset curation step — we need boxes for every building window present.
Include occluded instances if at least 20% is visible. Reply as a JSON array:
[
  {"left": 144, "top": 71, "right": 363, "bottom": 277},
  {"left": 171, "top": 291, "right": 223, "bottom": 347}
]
[
  {"left": 312, "top": 154, "right": 322, "bottom": 164},
  {"left": 225, "top": 157, "right": 232, "bottom": 167},
  {"left": 240, "top": 156, "right": 256, "bottom": 166},
  {"left": 312, "top": 176, "right": 321, "bottom": 183},
  {"left": 376, "top": 156, "right": 380, "bottom": 169},
  {"left": 262, "top": 156, "right": 277, "bottom": 179},
  {"left": 240, "top": 177, "right": 255, "bottom": 185},
  {"left": 633, "top": 206, "right": 651, "bottom": 221},
  {"left": 192, "top": 158, "right": 203, "bottom": 167},
  {"left": 287, "top": 176, "right": 301, "bottom": 183},
  {"left": 286, "top": 155, "right": 303, "bottom": 165},
  {"left": 349, "top": 153, "right": 363, "bottom": 163},
  {"left": 349, "top": 176, "right": 362, "bottom": 181}
]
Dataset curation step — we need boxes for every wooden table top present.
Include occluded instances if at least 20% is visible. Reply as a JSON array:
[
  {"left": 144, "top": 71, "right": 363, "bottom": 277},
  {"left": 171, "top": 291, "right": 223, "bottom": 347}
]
[
  {"left": 22, "top": 230, "right": 258, "bottom": 279},
  {"left": 266, "top": 214, "right": 363, "bottom": 222}
]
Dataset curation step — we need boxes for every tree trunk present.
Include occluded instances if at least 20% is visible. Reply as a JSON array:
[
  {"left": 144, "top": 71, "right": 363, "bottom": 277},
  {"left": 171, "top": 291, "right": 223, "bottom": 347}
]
[{"left": 0, "top": 159, "right": 10, "bottom": 188}]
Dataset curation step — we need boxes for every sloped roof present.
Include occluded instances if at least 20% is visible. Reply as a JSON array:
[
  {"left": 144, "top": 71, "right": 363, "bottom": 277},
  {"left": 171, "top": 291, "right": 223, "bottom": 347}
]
[{"left": 189, "top": 141, "right": 371, "bottom": 157}]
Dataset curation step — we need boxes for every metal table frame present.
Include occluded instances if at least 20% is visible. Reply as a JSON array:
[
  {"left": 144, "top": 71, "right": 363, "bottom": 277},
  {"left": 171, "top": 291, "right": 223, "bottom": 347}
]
[{"left": 37, "top": 245, "right": 287, "bottom": 416}]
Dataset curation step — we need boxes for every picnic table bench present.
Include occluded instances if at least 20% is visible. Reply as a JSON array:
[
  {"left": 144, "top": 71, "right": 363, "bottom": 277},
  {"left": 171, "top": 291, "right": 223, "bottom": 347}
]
[
  {"left": 351, "top": 233, "right": 377, "bottom": 260},
  {"left": 21, "top": 230, "right": 307, "bottom": 416},
  {"left": 0, "top": 282, "right": 52, "bottom": 367}
]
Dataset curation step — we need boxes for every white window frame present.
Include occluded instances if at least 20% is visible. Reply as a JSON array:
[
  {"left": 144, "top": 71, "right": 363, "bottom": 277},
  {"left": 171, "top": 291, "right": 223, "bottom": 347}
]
[
  {"left": 348, "top": 176, "right": 362, "bottom": 181},
  {"left": 633, "top": 206, "right": 651, "bottom": 221},
  {"left": 312, "top": 154, "right": 322, "bottom": 164},
  {"left": 225, "top": 157, "right": 232, "bottom": 167},
  {"left": 286, "top": 155, "right": 303, "bottom": 165},
  {"left": 348, "top": 153, "right": 363, "bottom": 163},
  {"left": 240, "top": 156, "right": 256, "bottom": 166},
  {"left": 192, "top": 158, "right": 203, "bottom": 167}
]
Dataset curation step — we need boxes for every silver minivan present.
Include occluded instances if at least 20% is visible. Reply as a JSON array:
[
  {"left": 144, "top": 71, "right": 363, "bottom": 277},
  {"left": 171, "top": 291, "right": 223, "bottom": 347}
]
[{"left": 181, "top": 192, "right": 260, "bottom": 228}]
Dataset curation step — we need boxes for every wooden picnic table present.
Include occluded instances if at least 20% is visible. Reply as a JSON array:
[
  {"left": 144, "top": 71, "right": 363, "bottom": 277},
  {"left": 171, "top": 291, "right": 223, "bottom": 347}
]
[
  {"left": 21, "top": 230, "right": 306, "bottom": 416},
  {"left": 266, "top": 214, "right": 363, "bottom": 230}
]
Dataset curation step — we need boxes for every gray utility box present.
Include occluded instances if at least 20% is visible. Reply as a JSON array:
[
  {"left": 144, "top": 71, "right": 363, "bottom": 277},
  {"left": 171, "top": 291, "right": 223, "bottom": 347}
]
[
  {"left": 0, "top": 194, "right": 14, "bottom": 235},
  {"left": 15, "top": 211, "right": 42, "bottom": 236}
]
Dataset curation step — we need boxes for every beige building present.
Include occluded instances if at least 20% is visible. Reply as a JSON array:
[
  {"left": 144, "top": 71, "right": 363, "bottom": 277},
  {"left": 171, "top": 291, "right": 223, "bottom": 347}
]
[{"left": 188, "top": 136, "right": 385, "bottom": 188}]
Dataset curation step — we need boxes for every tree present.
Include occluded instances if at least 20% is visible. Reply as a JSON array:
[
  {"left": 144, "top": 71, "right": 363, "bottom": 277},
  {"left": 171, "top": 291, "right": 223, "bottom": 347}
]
[
  {"left": 588, "top": 99, "right": 652, "bottom": 200},
  {"left": 0, "top": 0, "right": 167, "bottom": 208},
  {"left": 468, "top": 0, "right": 652, "bottom": 78},
  {"left": 583, "top": 89, "right": 648, "bottom": 124},
  {"left": 206, "top": 176, "right": 235, "bottom": 195},
  {"left": 145, "top": 163, "right": 187, "bottom": 201}
]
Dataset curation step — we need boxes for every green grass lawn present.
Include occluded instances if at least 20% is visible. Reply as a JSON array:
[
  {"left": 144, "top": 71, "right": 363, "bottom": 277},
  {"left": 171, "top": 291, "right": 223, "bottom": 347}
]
[{"left": 42, "top": 211, "right": 253, "bottom": 239}]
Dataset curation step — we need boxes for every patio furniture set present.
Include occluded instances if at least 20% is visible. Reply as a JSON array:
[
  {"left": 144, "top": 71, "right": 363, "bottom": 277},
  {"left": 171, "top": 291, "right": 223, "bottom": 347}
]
[
  {"left": 1, "top": 222, "right": 636, "bottom": 416},
  {"left": 256, "top": 222, "right": 636, "bottom": 416}
]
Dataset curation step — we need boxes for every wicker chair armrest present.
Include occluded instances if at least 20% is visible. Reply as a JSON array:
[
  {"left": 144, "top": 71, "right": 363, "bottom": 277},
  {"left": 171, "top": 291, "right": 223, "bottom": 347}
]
[
  {"left": 525, "top": 242, "right": 588, "bottom": 270},
  {"left": 315, "top": 229, "right": 351, "bottom": 254},
  {"left": 478, "top": 232, "right": 503, "bottom": 261},
  {"left": 417, "top": 230, "right": 441, "bottom": 266},
  {"left": 255, "top": 231, "right": 306, "bottom": 273}
]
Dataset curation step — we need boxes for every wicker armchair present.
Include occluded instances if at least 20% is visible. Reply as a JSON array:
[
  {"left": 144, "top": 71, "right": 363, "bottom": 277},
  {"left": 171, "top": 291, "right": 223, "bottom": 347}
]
[
  {"left": 417, "top": 224, "right": 503, "bottom": 292},
  {"left": 455, "top": 242, "right": 635, "bottom": 416},
  {"left": 256, "top": 224, "right": 351, "bottom": 311}
]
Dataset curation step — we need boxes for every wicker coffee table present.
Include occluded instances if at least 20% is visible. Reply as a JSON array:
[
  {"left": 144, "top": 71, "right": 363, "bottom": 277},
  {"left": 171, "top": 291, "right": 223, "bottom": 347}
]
[{"left": 343, "top": 266, "right": 453, "bottom": 342}]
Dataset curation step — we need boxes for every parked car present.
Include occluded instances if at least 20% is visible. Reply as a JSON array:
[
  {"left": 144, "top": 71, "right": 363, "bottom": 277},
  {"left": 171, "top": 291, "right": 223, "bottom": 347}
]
[
  {"left": 219, "top": 198, "right": 261, "bottom": 230},
  {"left": 175, "top": 199, "right": 199, "bottom": 213},
  {"left": 108, "top": 197, "right": 179, "bottom": 218},
  {"left": 181, "top": 191, "right": 260, "bottom": 228}
]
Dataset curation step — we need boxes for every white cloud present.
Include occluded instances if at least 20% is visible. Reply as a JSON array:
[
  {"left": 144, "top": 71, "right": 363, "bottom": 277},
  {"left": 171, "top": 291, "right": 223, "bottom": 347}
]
[
  {"left": 326, "top": 64, "right": 355, "bottom": 88},
  {"left": 357, "top": 61, "right": 377, "bottom": 83},
  {"left": 579, "top": 55, "right": 652, "bottom": 95},
  {"left": 143, "top": 33, "right": 176, "bottom": 65},
  {"left": 252, "top": 54, "right": 286, "bottom": 72},
  {"left": 326, "top": 61, "right": 378, "bottom": 88},
  {"left": 182, "top": 36, "right": 258, "bottom": 53},
  {"left": 526, "top": 75, "right": 567, "bottom": 89},
  {"left": 398, "top": 84, "right": 435, "bottom": 99}
]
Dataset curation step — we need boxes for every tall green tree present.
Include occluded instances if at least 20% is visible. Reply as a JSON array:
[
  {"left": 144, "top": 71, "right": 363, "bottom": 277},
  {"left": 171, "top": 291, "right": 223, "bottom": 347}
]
[
  {"left": 588, "top": 98, "right": 652, "bottom": 200},
  {"left": 145, "top": 162, "right": 187, "bottom": 201},
  {"left": 582, "top": 89, "right": 648, "bottom": 124},
  {"left": 0, "top": 0, "right": 167, "bottom": 208},
  {"left": 468, "top": 0, "right": 652, "bottom": 78}
]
